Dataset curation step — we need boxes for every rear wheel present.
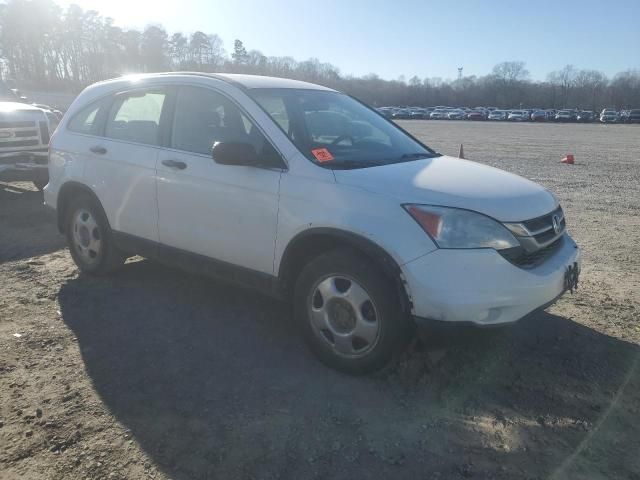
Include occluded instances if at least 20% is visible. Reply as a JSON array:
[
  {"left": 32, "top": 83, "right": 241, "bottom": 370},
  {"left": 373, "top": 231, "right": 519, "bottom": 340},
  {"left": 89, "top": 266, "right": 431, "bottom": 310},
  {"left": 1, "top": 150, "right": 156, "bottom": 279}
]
[
  {"left": 293, "top": 248, "right": 410, "bottom": 374},
  {"left": 65, "top": 194, "right": 125, "bottom": 275}
]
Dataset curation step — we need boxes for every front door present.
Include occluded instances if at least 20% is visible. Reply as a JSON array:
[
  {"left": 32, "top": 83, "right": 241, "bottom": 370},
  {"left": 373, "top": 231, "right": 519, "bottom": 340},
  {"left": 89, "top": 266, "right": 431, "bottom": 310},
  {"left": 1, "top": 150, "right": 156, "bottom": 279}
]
[{"left": 156, "top": 85, "right": 283, "bottom": 276}]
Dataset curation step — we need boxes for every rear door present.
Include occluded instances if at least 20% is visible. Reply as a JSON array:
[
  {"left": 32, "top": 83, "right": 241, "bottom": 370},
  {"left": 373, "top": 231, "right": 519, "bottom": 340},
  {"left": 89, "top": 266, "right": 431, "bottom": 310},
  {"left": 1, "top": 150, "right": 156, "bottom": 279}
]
[
  {"left": 156, "top": 85, "right": 283, "bottom": 275},
  {"left": 82, "top": 87, "right": 171, "bottom": 242}
]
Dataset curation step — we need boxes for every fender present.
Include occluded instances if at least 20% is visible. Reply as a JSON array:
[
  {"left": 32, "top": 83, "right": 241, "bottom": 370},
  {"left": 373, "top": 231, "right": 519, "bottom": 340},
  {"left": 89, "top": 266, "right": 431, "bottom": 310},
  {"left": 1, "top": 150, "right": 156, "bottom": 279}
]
[
  {"left": 56, "top": 181, "right": 109, "bottom": 234},
  {"left": 277, "top": 227, "right": 413, "bottom": 312}
]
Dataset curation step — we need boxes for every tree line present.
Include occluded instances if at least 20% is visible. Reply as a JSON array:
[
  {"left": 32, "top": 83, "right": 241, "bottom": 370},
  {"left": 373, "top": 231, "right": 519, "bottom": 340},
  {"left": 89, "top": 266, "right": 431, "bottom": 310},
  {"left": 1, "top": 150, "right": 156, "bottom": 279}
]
[{"left": 1, "top": 0, "right": 639, "bottom": 109}]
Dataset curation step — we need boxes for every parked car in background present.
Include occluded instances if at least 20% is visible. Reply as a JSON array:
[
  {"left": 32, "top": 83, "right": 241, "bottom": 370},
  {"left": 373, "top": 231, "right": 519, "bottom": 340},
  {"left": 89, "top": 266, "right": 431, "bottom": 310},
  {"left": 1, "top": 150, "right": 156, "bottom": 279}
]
[
  {"left": 619, "top": 110, "right": 630, "bottom": 123},
  {"left": 531, "top": 110, "right": 547, "bottom": 122},
  {"left": 555, "top": 110, "right": 576, "bottom": 122},
  {"left": 626, "top": 109, "right": 640, "bottom": 123},
  {"left": 375, "top": 104, "right": 633, "bottom": 126},
  {"left": 508, "top": 110, "right": 529, "bottom": 121},
  {"left": 44, "top": 72, "right": 580, "bottom": 374},
  {"left": 447, "top": 109, "right": 466, "bottom": 120},
  {"left": 377, "top": 107, "right": 394, "bottom": 118},
  {"left": 31, "top": 103, "right": 63, "bottom": 131},
  {"left": 576, "top": 111, "right": 594, "bottom": 123},
  {"left": 600, "top": 109, "right": 619, "bottom": 123},
  {"left": 392, "top": 108, "right": 411, "bottom": 120},
  {"left": 487, "top": 110, "right": 508, "bottom": 121},
  {"left": 430, "top": 109, "right": 448, "bottom": 119},
  {"left": 0, "top": 102, "right": 51, "bottom": 190},
  {"left": 466, "top": 110, "right": 486, "bottom": 121},
  {"left": 408, "top": 108, "right": 425, "bottom": 119}
]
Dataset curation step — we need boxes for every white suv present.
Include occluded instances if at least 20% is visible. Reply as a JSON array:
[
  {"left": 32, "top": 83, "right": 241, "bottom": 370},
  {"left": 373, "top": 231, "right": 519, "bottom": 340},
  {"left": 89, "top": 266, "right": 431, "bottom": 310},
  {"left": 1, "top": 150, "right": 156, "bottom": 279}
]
[{"left": 44, "top": 73, "right": 580, "bottom": 373}]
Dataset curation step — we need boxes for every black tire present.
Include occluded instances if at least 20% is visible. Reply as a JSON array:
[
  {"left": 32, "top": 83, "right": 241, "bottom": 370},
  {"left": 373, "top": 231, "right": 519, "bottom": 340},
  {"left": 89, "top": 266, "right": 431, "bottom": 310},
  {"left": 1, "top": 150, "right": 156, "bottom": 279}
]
[
  {"left": 65, "top": 193, "right": 125, "bottom": 275},
  {"left": 293, "top": 248, "right": 410, "bottom": 374}
]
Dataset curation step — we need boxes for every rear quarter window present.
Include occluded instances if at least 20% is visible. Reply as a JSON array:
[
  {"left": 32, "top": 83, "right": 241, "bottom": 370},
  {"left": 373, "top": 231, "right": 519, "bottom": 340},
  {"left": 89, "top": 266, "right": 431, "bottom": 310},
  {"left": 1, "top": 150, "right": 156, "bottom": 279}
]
[{"left": 67, "top": 101, "right": 102, "bottom": 134}]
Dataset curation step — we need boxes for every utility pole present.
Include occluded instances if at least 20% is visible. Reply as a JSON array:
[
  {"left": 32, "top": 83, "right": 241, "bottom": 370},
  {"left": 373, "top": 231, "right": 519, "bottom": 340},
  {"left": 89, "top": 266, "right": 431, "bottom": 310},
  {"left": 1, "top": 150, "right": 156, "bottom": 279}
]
[{"left": 457, "top": 67, "right": 463, "bottom": 80}]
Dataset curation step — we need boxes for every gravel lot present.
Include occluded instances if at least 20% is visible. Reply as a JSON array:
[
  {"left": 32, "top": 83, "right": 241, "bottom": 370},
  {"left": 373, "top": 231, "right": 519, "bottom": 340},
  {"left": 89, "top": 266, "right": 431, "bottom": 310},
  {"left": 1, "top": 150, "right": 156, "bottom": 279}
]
[{"left": 1, "top": 121, "right": 639, "bottom": 480}]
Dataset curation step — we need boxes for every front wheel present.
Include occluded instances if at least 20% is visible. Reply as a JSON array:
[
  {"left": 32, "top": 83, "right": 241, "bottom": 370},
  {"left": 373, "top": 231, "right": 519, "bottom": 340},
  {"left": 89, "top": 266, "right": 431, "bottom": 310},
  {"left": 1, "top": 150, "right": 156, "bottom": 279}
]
[{"left": 293, "top": 248, "right": 410, "bottom": 374}]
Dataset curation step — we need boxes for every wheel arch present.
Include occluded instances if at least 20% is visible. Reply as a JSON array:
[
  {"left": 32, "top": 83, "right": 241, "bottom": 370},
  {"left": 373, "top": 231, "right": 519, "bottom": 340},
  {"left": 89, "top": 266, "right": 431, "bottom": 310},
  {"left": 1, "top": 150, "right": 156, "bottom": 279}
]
[
  {"left": 277, "top": 228, "right": 412, "bottom": 313},
  {"left": 56, "top": 181, "right": 109, "bottom": 234}
]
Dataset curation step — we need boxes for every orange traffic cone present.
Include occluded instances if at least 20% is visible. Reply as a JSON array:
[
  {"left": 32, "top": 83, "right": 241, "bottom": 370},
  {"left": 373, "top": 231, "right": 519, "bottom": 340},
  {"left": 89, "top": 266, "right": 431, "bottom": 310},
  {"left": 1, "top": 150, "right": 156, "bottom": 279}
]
[
  {"left": 561, "top": 154, "right": 575, "bottom": 165},
  {"left": 458, "top": 144, "right": 465, "bottom": 159}
]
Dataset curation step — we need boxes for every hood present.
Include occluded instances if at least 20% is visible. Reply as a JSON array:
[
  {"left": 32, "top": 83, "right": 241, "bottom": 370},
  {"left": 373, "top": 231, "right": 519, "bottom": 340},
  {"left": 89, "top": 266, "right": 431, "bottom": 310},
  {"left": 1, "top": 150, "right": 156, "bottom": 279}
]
[
  {"left": 333, "top": 155, "right": 558, "bottom": 222},
  {"left": 0, "top": 102, "right": 43, "bottom": 113}
]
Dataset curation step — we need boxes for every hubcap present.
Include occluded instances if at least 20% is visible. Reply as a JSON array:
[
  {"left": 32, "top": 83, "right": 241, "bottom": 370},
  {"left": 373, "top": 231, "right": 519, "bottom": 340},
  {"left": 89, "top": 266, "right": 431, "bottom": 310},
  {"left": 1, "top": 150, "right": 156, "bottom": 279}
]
[
  {"left": 71, "top": 209, "right": 102, "bottom": 265},
  {"left": 308, "top": 275, "right": 380, "bottom": 358}
]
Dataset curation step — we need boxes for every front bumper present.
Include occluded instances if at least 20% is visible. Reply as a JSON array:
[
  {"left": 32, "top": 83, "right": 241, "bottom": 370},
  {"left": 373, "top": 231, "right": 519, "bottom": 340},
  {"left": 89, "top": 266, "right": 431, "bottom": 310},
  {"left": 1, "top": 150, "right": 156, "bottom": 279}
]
[
  {"left": 0, "top": 152, "right": 48, "bottom": 182},
  {"left": 402, "top": 233, "right": 580, "bottom": 326},
  {"left": 0, "top": 148, "right": 48, "bottom": 160}
]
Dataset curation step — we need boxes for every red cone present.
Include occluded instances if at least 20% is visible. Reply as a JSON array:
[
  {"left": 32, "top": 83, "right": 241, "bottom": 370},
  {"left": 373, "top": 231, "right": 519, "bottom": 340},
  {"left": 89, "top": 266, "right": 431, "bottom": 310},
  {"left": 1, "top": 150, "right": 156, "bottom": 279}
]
[{"left": 561, "top": 154, "right": 575, "bottom": 164}]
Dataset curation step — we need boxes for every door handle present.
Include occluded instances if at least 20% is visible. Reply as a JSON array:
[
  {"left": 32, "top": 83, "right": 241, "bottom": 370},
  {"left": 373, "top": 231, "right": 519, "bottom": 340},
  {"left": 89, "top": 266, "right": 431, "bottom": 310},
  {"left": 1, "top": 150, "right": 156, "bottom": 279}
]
[
  {"left": 162, "top": 159, "right": 187, "bottom": 170},
  {"left": 90, "top": 145, "right": 107, "bottom": 155}
]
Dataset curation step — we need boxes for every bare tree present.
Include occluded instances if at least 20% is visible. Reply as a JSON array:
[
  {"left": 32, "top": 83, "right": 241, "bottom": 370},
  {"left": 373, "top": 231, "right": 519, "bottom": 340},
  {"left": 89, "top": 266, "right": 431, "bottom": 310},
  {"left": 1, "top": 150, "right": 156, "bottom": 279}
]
[
  {"left": 492, "top": 61, "right": 530, "bottom": 83},
  {"left": 547, "top": 65, "right": 578, "bottom": 107},
  {"left": 0, "top": 0, "right": 638, "bottom": 111}
]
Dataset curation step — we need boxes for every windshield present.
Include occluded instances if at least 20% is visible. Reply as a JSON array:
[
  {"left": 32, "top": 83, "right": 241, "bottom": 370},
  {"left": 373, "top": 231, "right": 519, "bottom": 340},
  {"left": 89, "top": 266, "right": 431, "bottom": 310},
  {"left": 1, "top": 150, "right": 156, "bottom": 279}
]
[{"left": 249, "top": 88, "right": 437, "bottom": 169}]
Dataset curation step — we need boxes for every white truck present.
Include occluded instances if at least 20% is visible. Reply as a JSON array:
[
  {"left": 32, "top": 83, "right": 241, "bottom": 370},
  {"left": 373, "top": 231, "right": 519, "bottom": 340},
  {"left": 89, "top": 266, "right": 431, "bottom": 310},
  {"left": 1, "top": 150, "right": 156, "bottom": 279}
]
[{"left": 0, "top": 101, "right": 51, "bottom": 190}]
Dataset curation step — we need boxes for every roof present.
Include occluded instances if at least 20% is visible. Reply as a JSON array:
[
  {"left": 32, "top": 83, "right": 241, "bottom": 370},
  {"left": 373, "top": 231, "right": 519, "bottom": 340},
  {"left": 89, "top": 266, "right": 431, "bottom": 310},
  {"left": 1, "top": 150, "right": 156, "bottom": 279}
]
[
  {"left": 99, "top": 72, "right": 336, "bottom": 92},
  {"left": 213, "top": 73, "right": 335, "bottom": 91}
]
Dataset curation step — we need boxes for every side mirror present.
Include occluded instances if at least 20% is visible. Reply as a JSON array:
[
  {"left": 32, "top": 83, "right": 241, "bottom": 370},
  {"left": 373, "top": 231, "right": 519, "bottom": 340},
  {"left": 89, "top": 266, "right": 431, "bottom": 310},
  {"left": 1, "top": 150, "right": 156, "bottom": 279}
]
[{"left": 212, "top": 142, "right": 258, "bottom": 166}]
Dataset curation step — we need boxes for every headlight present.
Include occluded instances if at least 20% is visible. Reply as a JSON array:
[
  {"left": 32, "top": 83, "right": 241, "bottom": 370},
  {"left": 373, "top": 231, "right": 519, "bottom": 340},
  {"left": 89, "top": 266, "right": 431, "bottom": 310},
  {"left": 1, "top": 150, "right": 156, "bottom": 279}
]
[{"left": 404, "top": 205, "right": 519, "bottom": 250}]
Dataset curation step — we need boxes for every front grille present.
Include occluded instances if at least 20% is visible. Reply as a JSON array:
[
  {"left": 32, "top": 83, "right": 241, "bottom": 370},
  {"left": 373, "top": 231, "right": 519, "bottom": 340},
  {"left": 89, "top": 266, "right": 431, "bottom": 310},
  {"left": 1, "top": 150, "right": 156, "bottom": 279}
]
[
  {"left": 0, "top": 120, "right": 36, "bottom": 128},
  {"left": 502, "top": 206, "right": 568, "bottom": 269},
  {"left": 13, "top": 130, "right": 36, "bottom": 138},
  {"left": 0, "top": 139, "right": 40, "bottom": 148},
  {"left": 535, "top": 227, "right": 561, "bottom": 244},
  {"left": 0, "top": 118, "right": 44, "bottom": 151},
  {"left": 520, "top": 206, "right": 565, "bottom": 245},
  {"left": 502, "top": 236, "right": 564, "bottom": 268},
  {"left": 522, "top": 206, "right": 564, "bottom": 233}
]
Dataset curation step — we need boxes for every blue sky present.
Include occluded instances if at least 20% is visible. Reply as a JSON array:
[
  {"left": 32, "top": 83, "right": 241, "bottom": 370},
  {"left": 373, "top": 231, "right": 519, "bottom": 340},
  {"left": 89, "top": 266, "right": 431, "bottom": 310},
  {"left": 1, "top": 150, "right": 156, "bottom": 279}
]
[{"left": 59, "top": 0, "right": 640, "bottom": 80}]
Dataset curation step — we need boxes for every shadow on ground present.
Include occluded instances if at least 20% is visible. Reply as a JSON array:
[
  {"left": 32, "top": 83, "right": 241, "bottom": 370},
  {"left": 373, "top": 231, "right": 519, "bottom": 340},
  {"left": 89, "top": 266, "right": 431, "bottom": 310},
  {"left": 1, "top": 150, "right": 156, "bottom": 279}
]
[
  {"left": 57, "top": 259, "right": 640, "bottom": 479},
  {"left": 0, "top": 182, "right": 65, "bottom": 263}
]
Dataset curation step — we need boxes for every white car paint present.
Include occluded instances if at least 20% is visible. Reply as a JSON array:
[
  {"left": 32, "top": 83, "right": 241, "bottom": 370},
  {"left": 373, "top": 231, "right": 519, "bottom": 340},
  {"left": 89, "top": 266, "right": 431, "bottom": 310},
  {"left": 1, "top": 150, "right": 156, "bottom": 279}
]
[
  {"left": 333, "top": 156, "right": 558, "bottom": 221},
  {"left": 44, "top": 73, "right": 580, "bottom": 327}
]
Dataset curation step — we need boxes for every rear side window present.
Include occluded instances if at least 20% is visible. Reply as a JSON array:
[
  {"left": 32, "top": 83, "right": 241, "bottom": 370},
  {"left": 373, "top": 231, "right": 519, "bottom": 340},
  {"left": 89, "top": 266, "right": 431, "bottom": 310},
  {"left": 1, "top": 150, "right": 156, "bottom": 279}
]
[
  {"left": 105, "top": 90, "right": 166, "bottom": 146},
  {"left": 68, "top": 102, "right": 101, "bottom": 134}
]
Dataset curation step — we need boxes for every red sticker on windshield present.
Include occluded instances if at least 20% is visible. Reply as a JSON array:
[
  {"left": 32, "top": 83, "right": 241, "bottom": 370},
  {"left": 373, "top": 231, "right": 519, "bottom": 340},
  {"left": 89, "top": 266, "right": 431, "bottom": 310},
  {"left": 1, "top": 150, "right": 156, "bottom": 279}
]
[{"left": 311, "top": 148, "right": 334, "bottom": 162}]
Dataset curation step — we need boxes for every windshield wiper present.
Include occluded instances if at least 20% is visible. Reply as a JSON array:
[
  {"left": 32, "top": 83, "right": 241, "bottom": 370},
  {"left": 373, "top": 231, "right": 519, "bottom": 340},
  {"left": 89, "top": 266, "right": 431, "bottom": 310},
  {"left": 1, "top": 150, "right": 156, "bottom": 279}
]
[
  {"left": 398, "top": 152, "right": 438, "bottom": 161},
  {"left": 321, "top": 159, "right": 388, "bottom": 170}
]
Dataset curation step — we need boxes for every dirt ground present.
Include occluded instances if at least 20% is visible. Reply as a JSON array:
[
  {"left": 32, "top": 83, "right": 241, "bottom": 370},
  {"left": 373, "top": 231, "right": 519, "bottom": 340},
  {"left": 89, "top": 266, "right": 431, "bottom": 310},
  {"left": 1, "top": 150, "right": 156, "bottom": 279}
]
[{"left": 1, "top": 121, "right": 639, "bottom": 480}]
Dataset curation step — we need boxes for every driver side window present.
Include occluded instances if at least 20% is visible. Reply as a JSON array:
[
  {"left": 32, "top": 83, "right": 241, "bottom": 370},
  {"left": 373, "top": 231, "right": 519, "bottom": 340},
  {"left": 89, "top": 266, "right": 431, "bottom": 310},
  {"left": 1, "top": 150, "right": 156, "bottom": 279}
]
[{"left": 171, "top": 86, "right": 282, "bottom": 167}]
